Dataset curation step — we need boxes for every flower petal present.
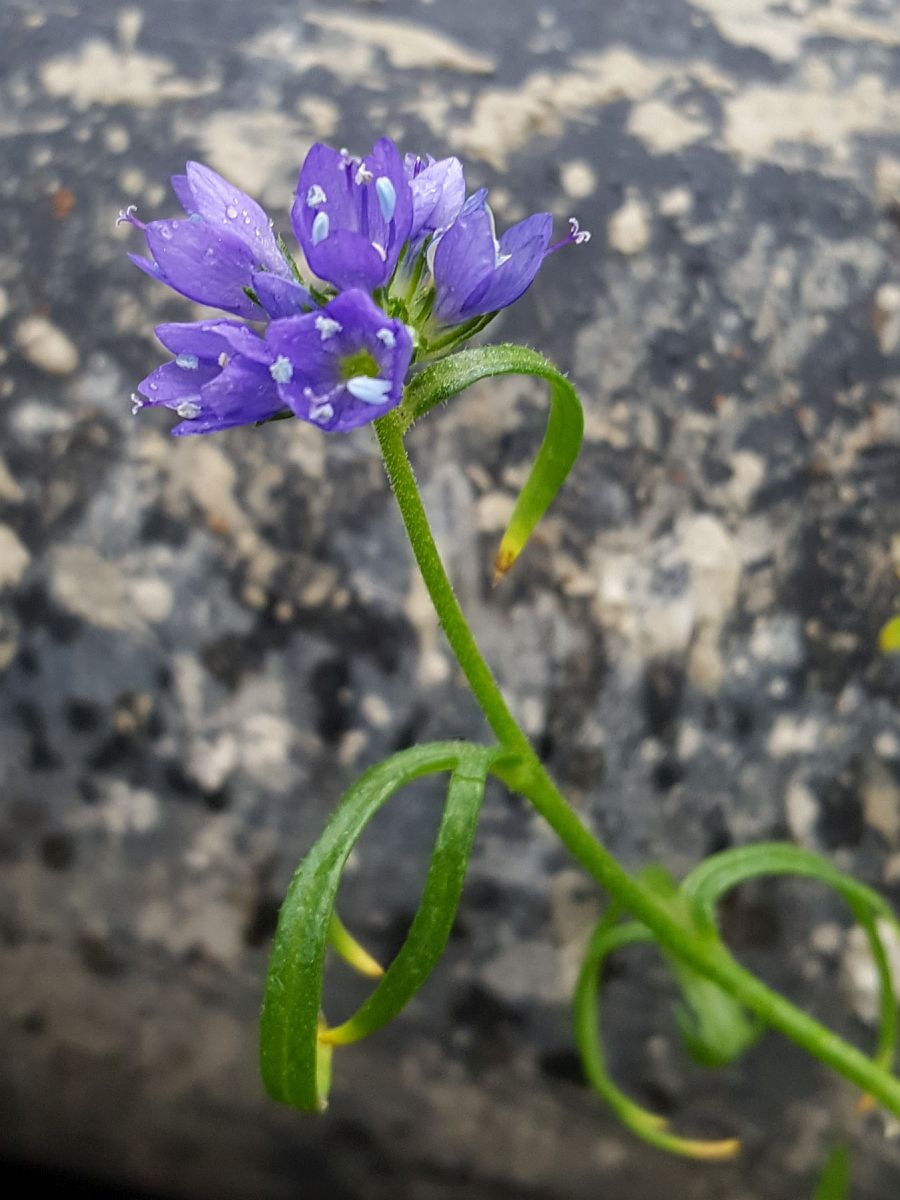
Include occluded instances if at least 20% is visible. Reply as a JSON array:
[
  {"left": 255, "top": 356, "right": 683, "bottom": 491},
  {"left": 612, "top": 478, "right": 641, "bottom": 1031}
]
[
  {"left": 431, "top": 195, "right": 496, "bottom": 323},
  {"left": 185, "top": 161, "right": 284, "bottom": 274},
  {"left": 251, "top": 271, "right": 315, "bottom": 319},
  {"left": 470, "top": 212, "right": 553, "bottom": 316},
  {"left": 171, "top": 358, "right": 284, "bottom": 435},
  {"left": 154, "top": 318, "right": 266, "bottom": 362},
  {"left": 144, "top": 218, "right": 261, "bottom": 317},
  {"left": 170, "top": 174, "right": 196, "bottom": 214},
  {"left": 138, "top": 360, "right": 220, "bottom": 405},
  {"left": 407, "top": 155, "right": 466, "bottom": 240}
]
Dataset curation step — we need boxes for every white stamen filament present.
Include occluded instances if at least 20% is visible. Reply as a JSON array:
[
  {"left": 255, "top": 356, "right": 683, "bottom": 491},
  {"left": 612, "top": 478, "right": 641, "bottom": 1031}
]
[{"left": 569, "top": 216, "right": 591, "bottom": 244}]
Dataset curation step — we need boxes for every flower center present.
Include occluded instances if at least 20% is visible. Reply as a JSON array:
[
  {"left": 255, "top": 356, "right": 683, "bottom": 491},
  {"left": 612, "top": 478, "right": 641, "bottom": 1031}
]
[{"left": 339, "top": 349, "right": 380, "bottom": 382}]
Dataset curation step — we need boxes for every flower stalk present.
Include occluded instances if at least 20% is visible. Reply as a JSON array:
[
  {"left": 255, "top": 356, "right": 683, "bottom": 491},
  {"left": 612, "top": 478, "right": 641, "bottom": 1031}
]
[{"left": 374, "top": 407, "right": 900, "bottom": 1121}]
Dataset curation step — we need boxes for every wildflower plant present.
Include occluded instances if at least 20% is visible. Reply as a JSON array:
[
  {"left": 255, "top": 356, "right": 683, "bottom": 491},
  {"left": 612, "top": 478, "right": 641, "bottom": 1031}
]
[{"left": 123, "top": 139, "right": 900, "bottom": 1161}]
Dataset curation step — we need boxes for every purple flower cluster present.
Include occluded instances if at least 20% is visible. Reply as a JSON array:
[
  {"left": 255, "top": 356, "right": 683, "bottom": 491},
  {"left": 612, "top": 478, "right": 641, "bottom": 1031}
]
[{"left": 122, "top": 137, "right": 589, "bottom": 435}]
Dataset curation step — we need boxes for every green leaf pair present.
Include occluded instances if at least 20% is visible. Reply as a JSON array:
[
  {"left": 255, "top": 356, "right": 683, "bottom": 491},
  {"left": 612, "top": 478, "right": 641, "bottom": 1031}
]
[{"left": 260, "top": 741, "right": 506, "bottom": 1111}]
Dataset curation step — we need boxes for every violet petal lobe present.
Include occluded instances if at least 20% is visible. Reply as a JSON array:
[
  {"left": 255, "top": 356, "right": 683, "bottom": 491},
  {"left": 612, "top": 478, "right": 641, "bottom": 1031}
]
[
  {"left": 406, "top": 155, "right": 466, "bottom": 241},
  {"left": 184, "top": 161, "right": 285, "bottom": 275},
  {"left": 143, "top": 219, "right": 261, "bottom": 318},
  {"left": 155, "top": 319, "right": 271, "bottom": 364},
  {"left": 171, "top": 358, "right": 284, "bottom": 435},
  {"left": 430, "top": 193, "right": 497, "bottom": 324},
  {"left": 137, "top": 360, "right": 221, "bottom": 406},
  {"left": 467, "top": 212, "right": 553, "bottom": 317}
]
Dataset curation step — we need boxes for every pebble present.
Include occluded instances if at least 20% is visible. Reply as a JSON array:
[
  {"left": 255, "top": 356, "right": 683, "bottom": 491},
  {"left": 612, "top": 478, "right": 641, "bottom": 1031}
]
[{"left": 15, "top": 316, "right": 79, "bottom": 376}]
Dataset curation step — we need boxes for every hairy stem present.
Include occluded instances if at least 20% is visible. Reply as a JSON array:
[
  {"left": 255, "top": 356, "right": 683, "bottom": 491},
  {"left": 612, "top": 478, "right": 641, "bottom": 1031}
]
[{"left": 375, "top": 409, "right": 900, "bottom": 1114}]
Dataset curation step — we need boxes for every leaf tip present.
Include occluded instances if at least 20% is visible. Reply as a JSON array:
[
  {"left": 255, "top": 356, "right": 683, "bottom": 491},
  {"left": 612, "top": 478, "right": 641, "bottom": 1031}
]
[{"left": 492, "top": 543, "right": 517, "bottom": 586}]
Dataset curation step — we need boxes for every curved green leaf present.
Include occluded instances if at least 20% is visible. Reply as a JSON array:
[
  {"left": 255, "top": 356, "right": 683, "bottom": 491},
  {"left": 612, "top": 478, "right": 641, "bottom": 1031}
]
[
  {"left": 259, "top": 741, "right": 498, "bottom": 1111},
  {"left": 638, "top": 867, "right": 762, "bottom": 1068},
  {"left": 682, "top": 844, "right": 899, "bottom": 1081},
  {"left": 573, "top": 909, "right": 741, "bottom": 1160},
  {"left": 322, "top": 758, "right": 489, "bottom": 1046},
  {"left": 401, "top": 344, "right": 584, "bottom": 581}
]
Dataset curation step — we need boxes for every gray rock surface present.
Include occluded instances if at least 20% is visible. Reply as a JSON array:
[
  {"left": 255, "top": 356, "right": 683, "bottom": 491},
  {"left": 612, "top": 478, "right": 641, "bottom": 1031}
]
[{"left": 2, "top": 0, "right": 900, "bottom": 1196}]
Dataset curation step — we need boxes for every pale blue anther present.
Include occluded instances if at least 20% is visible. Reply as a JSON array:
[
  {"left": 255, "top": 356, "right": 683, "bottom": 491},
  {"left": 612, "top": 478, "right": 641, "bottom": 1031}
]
[
  {"left": 311, "top": 211, "right": 329, "bottom": 246},
  {"left": 269, "top": 355, "right": 294, "bottom": 383},
  {"left": 346, "top": 376, "right": 391, "bottom": 405},
  {"left": 375, "top": 177, "right": 396, "bottom": 222},
  {"left": 175, "top": 353, "right": 199, "bottom": 370}
]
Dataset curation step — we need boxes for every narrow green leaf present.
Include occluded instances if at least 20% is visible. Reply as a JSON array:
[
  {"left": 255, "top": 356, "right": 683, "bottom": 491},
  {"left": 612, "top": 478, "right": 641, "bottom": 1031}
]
[
  {"left": 573, "top": 910, "right": 741, "bottom": 1160},
  {"left": 259, "top": 741, "right": 497, "bottom": 1111},
  {"left": 322, "top": 755, "right": 489, "bottom": 1046},
  {"left": 402, "top": 344, "right": 584, "bottom": 581},
  {"left": 814, "top": 1145, "right": 851, "bottom": 1200}
]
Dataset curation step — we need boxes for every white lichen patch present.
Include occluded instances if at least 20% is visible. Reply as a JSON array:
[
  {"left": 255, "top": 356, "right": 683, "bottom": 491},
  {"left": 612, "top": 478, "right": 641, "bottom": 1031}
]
[
  {"left": 0, "top": 457, "right": 24, "bottom": 505},
  {"left": 591, "top": 513, "right": 740, "bottom": 690},
  {"left": 607, "top": 191, "right": 652, "bottom": 255},
  {"left": 769, "top": 715, "right": 823, "bottom": 759},
  {"left": 723, "top": 71, "right": 900, "bottom": 166},
  {"left": 173, "top": 110, "right": 306, "bottom": 203},
  {"left": 559, "top": 159, "right": 597, "bottom": 199},
  {"left": 626, "top": 99, "right": 710, "bottom": 154},
  {"left": 692, "top": 0, "right": 900, "bottom": 63},
  {"left": 452, "top": 50, "right": 728, "bottom": 167},
  {"left": 0, "top": 525, "right": 30, "bottom": 589},
  {"left": 49, "top": 546, "right": 137, "bottom": 631},
  {"left": 306, "top": 11, "right": 495, "bottom": 74},
  {"left": 39, "top": 39, "right": 219, "bottom": 110}
]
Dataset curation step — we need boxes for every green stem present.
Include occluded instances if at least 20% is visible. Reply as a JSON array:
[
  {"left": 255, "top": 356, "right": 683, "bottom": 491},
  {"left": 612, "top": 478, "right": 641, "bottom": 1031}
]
[{"left": 374, "top": 410, "right": 900, "bottom": 1115}]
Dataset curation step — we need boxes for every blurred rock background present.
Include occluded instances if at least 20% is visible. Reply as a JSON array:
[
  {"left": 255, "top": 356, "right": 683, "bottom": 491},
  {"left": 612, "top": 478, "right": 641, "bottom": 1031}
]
[{"left": 2, "top": 0, "right": 900, "bottom": 1196}]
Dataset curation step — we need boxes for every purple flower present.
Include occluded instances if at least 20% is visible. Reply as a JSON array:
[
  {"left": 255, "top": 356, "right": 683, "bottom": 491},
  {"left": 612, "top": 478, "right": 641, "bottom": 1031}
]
[
  {"left": 291, "top": 139, "right": 412, "bottom": 292},
  {"left": 428, "top": 192, "right": 592, "bottom": 327},
  {"left": 122, "top": 163, "right": 312, "bottom": 319},
  {"left": 135, "top": 319, "right": 285, "bottom": 435},
  {"left": 405, "top": 154, "right": 466, "bottom": 243},
  {"left": 429, "top": 191, "right": 550, "bottom": 324},
  {"left": 264, "top": 290, "right": 413, "bottom": 432}
]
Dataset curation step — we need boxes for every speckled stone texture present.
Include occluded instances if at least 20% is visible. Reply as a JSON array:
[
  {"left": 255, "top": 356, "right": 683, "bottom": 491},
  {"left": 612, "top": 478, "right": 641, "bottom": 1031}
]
[{"left": 2, "top": 0, "right": 900, "bottom": 1197}]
